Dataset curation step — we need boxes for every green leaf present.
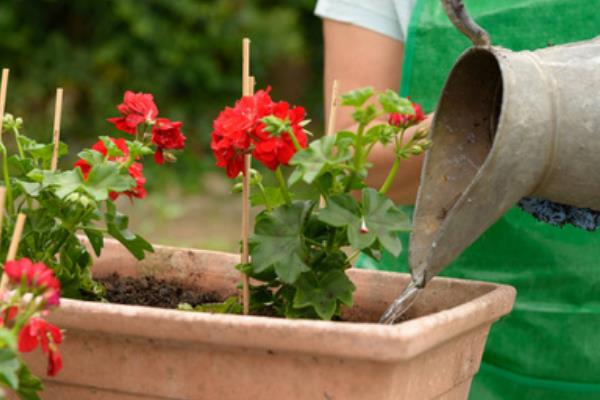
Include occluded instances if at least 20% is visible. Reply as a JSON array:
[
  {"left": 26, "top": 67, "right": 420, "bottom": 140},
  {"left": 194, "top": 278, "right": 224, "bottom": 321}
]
[
  {"left": 18, "top": 136, "right": 68, "bottom": 165},
  {"left": 293, "top": 270, "right": 356, "bottom": 320},
  {"left": 40, "top": 169, "right": 84, "bottom": 199},
  {"left": 84, "top": 228, "right": 104, "bottom": 256},
  {"left": 14, "top": 180, "right": 43, "bottom": 197},
  {"left": 288, "top": 136, "right": 352, "bottom": 185},
  {"left": 8, "top": 156, "right": 35, "bottom": 177},
  {"left": 14, "top": 364, "right": 43, "bottom": 400},
  {"left": 318, "top": 188, "right": 410, "bottom": 256},
  {"left": 250, "top": 201, "right": 313, "bottom": 284},
  {"left": 250, "top": 187, "right": 286, "bottom": 209},
  {"left": 351, "top": 104, "right": 377, "bottom": 126},
  {"left": 364, "top": 124, "right": 398, "bottom": 145},
  {"left": 105, "top": 207, "right": 153, "bottom": 260},
  {"left": 340, "top": 87, "right": 374, "bottom": 107},
  {"left": 0, "top": 329, "right": 20, "bottom": 390},
  {"left": 99, "top": 136, "right": 126, "bottom": 158},
  {"left": 85, "top": 162, "right": 135, "bottom": 201},
  {"left": 378, "top": 90, "right": 414, "bottom": 115},
  {"left": 178, "top": 296, "right": 242, "bottom": 314}
]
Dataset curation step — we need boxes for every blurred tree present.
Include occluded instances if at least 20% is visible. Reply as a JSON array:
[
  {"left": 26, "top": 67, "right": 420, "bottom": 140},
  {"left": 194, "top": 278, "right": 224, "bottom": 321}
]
[{"left": 0, "top": 0, "right": 322, "bottom": 188}]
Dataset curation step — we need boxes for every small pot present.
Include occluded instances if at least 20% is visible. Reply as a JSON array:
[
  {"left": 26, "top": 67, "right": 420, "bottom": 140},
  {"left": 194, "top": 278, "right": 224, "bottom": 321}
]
[{"left": 22, "top": 239, "right": 515, "bottom": 400}]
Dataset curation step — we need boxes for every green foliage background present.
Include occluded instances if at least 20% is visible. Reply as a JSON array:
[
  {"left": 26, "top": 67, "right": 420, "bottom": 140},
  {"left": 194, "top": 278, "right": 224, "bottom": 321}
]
[{"left": 0, "top": 0, "right": 322, "bottom": 189}]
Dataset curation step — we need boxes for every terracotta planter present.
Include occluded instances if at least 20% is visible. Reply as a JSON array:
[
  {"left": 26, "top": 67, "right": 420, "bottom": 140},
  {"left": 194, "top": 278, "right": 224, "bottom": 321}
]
[{"left": 21, "top": 239, "right": 515, "bottom": 400}]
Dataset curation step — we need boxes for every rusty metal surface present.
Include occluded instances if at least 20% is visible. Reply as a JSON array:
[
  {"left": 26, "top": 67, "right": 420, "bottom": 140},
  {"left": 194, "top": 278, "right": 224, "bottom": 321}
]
[{"left": 381, "top": 0, "right": 600, "bottom": 324}]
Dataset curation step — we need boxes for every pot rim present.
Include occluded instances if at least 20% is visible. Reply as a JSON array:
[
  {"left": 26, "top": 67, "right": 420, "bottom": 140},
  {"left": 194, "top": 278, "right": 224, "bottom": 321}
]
[{"left": 51, "top": 241, "right": 515, "bottom": 362}]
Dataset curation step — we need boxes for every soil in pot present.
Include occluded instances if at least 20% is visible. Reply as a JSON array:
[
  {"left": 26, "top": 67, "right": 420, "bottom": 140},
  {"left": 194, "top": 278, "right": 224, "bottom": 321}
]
[
  {"left": 97, "top": 272, "right": 410, "bottom": 322},
  {"left": 99, "top": 273, "right": 221, "bottom": 308}
]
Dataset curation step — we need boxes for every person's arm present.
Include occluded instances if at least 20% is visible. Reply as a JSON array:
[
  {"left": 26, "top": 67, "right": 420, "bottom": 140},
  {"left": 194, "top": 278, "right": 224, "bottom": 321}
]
[{"left": 323, "top": 19, "right": 430, "bottom": 205}]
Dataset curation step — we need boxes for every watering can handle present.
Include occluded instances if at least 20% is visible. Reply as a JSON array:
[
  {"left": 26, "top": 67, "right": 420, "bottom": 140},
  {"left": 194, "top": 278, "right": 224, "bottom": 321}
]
[{"left": 441, "top": 0, "right": 491, "bottom": 46}]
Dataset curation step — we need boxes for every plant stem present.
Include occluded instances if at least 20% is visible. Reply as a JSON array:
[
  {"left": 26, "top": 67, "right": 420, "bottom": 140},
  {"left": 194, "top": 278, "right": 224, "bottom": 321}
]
[
  {"left": 379, "top": 127, "right": 407, "bottom": 195},
  {"left": 12, "top": 128, "right": 24, "bottom": 158},
  {"left": 345, "top": 123, "right": 366, "bottom": 192},
  {"left": 275, "top": 166, "right": 291, "bottom": 205},
  {"left": 0, "top": 143, "right": 12, "bottom": 211},
  {"left": 379, "top": 156, "right": 401, "bottom": 194},
  {"left": 286, "top": 129, "right": 303, "bottom": 152},
  {"left": 256, "top": 182, "right": 272, "bottom": 212}
]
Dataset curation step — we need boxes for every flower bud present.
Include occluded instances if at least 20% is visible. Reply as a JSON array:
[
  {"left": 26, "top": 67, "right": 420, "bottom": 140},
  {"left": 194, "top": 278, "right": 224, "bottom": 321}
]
[
  {"left": 360, "top": 217, "right": 369, "bottom": 234},
  {"left": 411, "top": 145, "right": 424, "bottom": 155}
]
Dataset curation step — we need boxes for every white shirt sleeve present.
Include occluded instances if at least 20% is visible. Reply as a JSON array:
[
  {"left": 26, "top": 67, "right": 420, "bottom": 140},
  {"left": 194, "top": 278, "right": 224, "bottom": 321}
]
[{"left": 315, "top": 0, "right": 416, "bottom": 42}]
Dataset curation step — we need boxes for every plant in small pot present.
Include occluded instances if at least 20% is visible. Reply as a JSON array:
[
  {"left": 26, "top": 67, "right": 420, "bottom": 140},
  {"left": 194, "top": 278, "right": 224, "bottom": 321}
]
[
  {"left": 0, "top": 71, "right": 184, "bottom": 397},
  {"left": 12, "top": 42, "right": 514, "bottom": 400}
]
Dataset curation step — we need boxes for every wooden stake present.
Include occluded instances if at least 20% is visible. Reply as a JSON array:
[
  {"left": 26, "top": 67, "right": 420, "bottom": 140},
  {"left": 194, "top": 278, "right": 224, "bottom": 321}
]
[
  {"left": 320, "top": 79, "right": 340, "bottom": 208},
  {"left": 0, "top": 213, "right": 26, "bottom": 292},
  {"left": 50, "top": 88, "right": 64, "bottom": 171},
  {"left": 326, "top": 79, "right": 339, "bottom": 137},
  {"left": 0, "top": 69, "right": 9, "bottom": 141},
  {"left": 241, "top": 38, "right": 251, "bottom": 315}
]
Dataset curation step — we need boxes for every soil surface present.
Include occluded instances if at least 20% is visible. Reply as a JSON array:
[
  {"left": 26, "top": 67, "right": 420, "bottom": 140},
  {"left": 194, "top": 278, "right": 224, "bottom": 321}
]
[{"left": 99, "top": 273, "right": 220, "bottom": 309}]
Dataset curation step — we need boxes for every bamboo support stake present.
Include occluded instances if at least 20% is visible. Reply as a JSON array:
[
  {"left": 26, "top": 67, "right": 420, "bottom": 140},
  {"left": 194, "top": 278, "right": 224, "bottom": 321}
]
[
  {"left": 50, "top": 88, "right": 64, "bottom": 171},
  {"left": 0, "top": 213, "right": 26, "bottom": 292},
  {"left": 320, "top": 79, "right": 339, "bottom": 208},
  {"left": 240, "top": 38, "right": 251, "bottom": 315},
  {"left": 0, "top": 69, "right": 8, "bottom": 141}
]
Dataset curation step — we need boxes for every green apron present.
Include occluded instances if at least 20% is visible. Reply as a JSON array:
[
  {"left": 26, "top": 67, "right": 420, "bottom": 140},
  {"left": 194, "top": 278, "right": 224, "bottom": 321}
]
[{"left": 359, "top": 1, "right": 600, "bottom": 398}]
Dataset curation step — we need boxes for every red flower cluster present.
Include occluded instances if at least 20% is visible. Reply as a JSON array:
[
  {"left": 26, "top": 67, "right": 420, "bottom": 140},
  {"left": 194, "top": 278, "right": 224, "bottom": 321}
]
[
  {"left": 19, "top": 318, "right": 63, "bottom": 376},
  {"left": 388, "top": 102, "right": 426, "bottom": 128},
  {"left": 4, "top": 258, "right": 60, "bottom": 306},
  {"left": 152, "top": 118, "right": 186, "bottom": 164},
  {"left": 253, "top": 102, "right": 308, "bottom": 170},
  {"left": 108, "top": 91, "right": 158, "bottom": 135},
  {"left": 211, "top": 89, "right": 308, "bottom": 178},
  {"left": 1, "top": 258, "right": 63, "bottom": 376},
  {"left": 74, "top": 138, "right": 147, "bottom": 200},
  {"left": 108, "top": 91, "right": 186, "bottom": 165}
]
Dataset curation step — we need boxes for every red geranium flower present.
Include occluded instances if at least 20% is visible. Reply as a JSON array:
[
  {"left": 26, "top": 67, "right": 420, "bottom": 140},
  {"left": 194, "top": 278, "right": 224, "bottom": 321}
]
[
  {"left": 108, "top": 91, "right": 158, "bottom": 134},
  {"left": 253, "top": 102, "right": 308, "bottom": 170},
  {"left": 211, "top": 89, "right": 308, "bottom": 177},
  {"left": 4, "top": 258, "right": 60, "bottom": 306},
  {"left": 389, "top": 102, "right": 426, "bottom": 128},
  {"left": 211, "top": 89, "right": 274, "bottom": 178},
  {"left": 151, "top": 118, "right": 186, "bottom": 165},
  {"left": 18, "top": 318, "right": 63, "bottom": 376},
  {"left": 74, "top": 138, "right": 146, "bottom": 200}
]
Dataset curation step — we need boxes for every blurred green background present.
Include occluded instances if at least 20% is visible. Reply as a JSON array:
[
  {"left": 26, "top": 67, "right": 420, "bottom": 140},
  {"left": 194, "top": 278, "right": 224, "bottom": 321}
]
[{"left": 0, "top": 0, "right": 322, "bottom": 251}]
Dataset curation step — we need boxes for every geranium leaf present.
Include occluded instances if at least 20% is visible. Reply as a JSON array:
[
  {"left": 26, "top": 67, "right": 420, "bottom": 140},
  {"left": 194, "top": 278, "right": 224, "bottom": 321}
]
[
  {"left": 250, "top": 187, "right": 286, "bottom": 209},
  {"left": 84, "top": 162, "right": 135, "bottom": 201},
  {"left": 378, "top": 90, "right": 414, "bottom": 114},
  {"left": 105, "top": 210, "right": 153, "bottom": 260},
  {"left": 289, "top": 135, "right": 352, "bottom": 185},
  {"left": 318, "top": 188, "right": 410, "bottom": 256},
  {"left": 0, "top": 330, "right": 20, "bottom": 390},
  {"left": 293, "top": 270, "right": 355, "bottom": 320},
  {"left": 14, "top": 364, "right": 43, "bottom": 400},
  {"left": 84, "top": 228, "right": 104, "bottom": 256},
  {"left": 250, "top": 201, "right": 313, "bottom": 284},
  {"left": 99, "top": 136, "right": 126, "bottom": 158},
  {"left": 340, "top": 87, "right": 374, "bottom": 107}
]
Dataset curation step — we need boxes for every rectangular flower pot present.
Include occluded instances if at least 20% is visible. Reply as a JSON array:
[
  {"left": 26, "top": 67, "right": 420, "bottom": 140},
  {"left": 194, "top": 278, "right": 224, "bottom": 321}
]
[{"left": 21, "top": 239, "right": 515, "bottom": 400}]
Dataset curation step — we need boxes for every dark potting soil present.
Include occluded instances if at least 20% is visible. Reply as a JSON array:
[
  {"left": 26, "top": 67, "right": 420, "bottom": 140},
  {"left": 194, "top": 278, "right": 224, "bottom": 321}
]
[{"left": 98, "top": 273, "right": 220, "bottom": 309}]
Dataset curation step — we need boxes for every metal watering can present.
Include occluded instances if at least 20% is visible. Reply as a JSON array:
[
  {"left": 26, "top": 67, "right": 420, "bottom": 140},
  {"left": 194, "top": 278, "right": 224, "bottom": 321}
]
[{"left": 381, "top": 0, "right": 600, "bottom": 323}]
